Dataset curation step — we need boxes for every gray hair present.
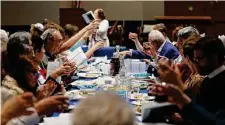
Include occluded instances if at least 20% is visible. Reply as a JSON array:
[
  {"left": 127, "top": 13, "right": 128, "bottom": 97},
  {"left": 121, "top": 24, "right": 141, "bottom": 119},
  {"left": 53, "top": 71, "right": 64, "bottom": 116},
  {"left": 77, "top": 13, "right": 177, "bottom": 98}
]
[
  {"left": 1, "top": 29, "right": 9, "bottom": 52},
  {"left": 72, "top": 92, "right": 135, "bottom": 125},
  {"left": 177, "top": 26, "right": 199, "bottom": 39},
  {"left": 41, "top": 28, "right": 56, "bottom": 42},
  {"left": 148, "top": 30, "right": 165, "bottom": 44}
]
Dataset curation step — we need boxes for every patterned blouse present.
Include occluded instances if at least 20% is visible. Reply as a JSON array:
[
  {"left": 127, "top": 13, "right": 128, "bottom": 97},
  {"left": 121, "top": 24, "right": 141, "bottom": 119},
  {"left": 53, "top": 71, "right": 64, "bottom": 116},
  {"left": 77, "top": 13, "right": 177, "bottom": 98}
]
[
  {"left": 184, "top": 74, "right": 204, "bottom": 97},
  {"left": 1, "top": 75, "right": 24, "bottom": 105}
]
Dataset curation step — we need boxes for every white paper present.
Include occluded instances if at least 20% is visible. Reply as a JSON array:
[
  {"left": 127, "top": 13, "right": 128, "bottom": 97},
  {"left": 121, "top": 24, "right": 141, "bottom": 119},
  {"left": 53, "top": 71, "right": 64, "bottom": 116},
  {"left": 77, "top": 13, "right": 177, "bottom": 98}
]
[
  {"left": 42, "top": 114, "right": 72, "bottom": 125},
  {"left": 46, "top": 61, "right": 61, "bottom": 83},
  {"left": 67, "top": 47, "right": 88, "bottom": 67},
  {"left": 125, "top": 59, "right": 148, "bottom": 74},
  {"left": 143, "top": 25, "right": 154, "bottom": 33}
]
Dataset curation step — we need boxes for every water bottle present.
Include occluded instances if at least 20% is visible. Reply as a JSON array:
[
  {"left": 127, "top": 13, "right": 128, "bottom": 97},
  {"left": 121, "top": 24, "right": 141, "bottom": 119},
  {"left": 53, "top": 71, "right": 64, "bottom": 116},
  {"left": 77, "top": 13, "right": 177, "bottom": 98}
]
[
  {"left": 119, "top": 55, "right": 126, "bottom": 77},
  {"left": 115, "top": 75, "right": 129, "bottom": 99}
]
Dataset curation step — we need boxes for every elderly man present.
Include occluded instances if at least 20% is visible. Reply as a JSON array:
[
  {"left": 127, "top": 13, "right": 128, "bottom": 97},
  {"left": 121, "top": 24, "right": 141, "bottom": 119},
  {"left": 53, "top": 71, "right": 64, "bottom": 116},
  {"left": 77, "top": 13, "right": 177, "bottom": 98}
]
[
  {"left": 128, "top": 23, "right": 170, "bottom": 52},
  {"left": 123, "top": 30, "right": 180, "bottom": 61},
  {"left": 41, "top": 28, "right": 105, "bottom": 69}
]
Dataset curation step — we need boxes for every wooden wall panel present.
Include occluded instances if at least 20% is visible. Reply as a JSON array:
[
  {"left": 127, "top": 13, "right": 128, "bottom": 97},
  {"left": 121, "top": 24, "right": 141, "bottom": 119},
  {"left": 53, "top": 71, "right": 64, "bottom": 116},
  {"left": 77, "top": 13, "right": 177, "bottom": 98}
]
[{"left": 164, "top": 1, "right": 225, "bottom": 36}]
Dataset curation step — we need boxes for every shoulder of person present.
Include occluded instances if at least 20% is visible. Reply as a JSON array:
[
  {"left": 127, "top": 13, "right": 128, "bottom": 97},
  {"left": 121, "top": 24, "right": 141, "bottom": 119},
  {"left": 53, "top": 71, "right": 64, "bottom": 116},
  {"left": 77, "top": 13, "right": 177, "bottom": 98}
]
[
  {"left": 101, "top": 19, "right": 109, "bottom": 24},
  {"left": 2, "top": 75, "right": 24, "bottom": 96},
  {"left": 1, "top": 86, "right": 18, "bottom": 106}
]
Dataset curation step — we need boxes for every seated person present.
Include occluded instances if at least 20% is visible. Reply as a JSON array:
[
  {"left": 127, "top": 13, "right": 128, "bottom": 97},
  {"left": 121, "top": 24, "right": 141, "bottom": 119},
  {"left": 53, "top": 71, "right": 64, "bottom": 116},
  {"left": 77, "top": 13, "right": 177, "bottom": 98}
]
[
  {"left": 41, "top": 28, "right": 104, "bottom": 69},
  {"left": 30, "top": 23, "right": 44, "bottom": 36},
  {"left": 151, "top": 36, "right": 225, "bottom": 125},
  {"left": 1, "top": 89, "right": 69, "bottom": 125},
  {"left": 152, "top": 23, "right": 171, "bottom": 43},
  {"left": 64, "top": 24, "right": 79, "bottom": 41},
  {"left": 177, "top": 26, "right": 200, "bottom": 50},
  {"left": 72, "top": 92, "right": 135, "bottom": 125},
  {"left": 31, "top": 35, "right": 75, "bottom": 85},
  {"left": 122, "top": 30, "right": 180, "bottom": 64}
]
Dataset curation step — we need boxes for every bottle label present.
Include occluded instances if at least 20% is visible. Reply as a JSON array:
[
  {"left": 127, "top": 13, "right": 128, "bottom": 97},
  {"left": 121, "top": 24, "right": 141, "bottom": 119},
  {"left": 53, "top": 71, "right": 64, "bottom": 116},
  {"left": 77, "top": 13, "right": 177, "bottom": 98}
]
[{"left": 110, "top": 63, "right": 115, "bottom": 75}]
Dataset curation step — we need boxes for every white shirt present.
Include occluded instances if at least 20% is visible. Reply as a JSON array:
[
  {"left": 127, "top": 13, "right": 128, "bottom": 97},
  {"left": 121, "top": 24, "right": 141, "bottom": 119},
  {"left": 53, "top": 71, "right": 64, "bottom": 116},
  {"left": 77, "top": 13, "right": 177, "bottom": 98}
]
[
  {"left": 6, "top": 108, "right": 40, "bottom": 125},
  {"left": 157, "top": 40, "right": 167, "bottom": 54},
  {"left": 89, "top": 19, "right": 109, "bottom": 48},
  {"left": 208, "top": 65, "right": 225, "bottom": 79}
]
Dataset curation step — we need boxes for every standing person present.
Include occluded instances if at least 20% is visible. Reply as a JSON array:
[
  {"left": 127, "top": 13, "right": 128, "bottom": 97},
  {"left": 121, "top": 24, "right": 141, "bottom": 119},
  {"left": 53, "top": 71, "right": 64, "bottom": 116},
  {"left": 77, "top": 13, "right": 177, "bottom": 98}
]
[{"left": 88, "top": 8, "right": 109, "bottom": 48}]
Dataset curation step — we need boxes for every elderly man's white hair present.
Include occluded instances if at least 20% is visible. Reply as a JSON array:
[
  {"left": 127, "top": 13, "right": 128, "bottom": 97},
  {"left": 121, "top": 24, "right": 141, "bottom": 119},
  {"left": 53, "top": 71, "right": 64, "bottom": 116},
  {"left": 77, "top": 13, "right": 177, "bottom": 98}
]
[
  {"left": 148, "top": 30, "right": 165, "bottom": 43},
  {"left": 73, "top": 92, "right": 135, "bottom": 125},
  {"left": 1, "top": 29, "right": 9, "bottom": 52}
]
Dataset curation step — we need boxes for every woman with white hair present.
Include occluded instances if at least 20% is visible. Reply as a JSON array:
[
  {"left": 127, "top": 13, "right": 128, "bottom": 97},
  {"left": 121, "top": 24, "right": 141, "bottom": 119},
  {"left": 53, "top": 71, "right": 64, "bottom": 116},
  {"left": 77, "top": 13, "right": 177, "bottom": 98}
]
[{"left": 72, "top": 92, "right": 135, "bottom": 125}]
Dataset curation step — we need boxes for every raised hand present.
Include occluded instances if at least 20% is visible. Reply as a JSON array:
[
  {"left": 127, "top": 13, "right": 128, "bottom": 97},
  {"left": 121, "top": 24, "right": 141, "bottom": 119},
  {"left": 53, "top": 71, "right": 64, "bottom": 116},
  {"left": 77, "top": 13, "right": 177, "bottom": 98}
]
[
  {"left": 149, "top": 84, "right": 191, "bottom": 109},
  {"left": 128, "top": 32, "right": 138, "bottom": 42},
  {"left": 143, "top": 42, "right": 157, "bottom": 58},
  {"left": 34, "top": 95, "right": 69, "bottom": 116},
  {"left": 119, "top": 51, "right": 132, "bottom": 57},
  {"left": 50, "top": 62, "right": 73, "bottom": 79},
  {"left": 1, "top": 92, "right": 35, "bottom": 123},
  {"left": 93, "top": 41, "right": 105, "bottom": 50},
  {"left": 157, "top": 59, "right": 184, "bottom": 91}
]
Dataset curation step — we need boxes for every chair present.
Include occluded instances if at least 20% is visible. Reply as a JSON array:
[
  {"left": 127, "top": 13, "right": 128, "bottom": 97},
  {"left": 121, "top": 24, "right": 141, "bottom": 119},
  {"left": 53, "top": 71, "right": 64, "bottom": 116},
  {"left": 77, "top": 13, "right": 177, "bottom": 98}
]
[{"left": 81, "top": 45, "right": 88, "bottom": 53}]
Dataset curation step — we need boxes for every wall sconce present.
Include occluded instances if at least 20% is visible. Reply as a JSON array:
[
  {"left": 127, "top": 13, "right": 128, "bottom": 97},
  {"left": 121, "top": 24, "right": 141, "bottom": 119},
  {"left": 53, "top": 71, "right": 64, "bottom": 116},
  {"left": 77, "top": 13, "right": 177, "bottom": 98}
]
[{"left": 188, "top": 5, "right": 194, "bottom": 11}]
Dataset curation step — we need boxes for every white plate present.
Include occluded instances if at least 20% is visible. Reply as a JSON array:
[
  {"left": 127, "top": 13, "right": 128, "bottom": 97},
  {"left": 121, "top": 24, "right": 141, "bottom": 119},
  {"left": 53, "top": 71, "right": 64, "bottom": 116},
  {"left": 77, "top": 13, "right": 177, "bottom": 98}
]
[
  {"left": 131, "top": 101, "right": 150, "bottom": 106},
  {"left": 129, "top": 93, "right": 155, "bottom": 100},
  {"left": 65, "top": 90, "right": 86, "bottom": 100},
  {"left": 77, "top": 73, "right": 99, "bottom": 78},
  {"left": 68, "top": 105, "right": 76, "bottom": 109},
  {"left": 70, "top": 80, "right": 97, "bottom": 86}
]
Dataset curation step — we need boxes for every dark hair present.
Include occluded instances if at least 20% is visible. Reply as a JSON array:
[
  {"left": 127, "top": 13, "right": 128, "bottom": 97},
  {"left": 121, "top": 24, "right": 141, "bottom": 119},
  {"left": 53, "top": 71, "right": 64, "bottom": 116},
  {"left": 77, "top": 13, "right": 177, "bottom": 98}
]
[
  {"left": 172, "top": 26, "right": 183, "bottom": 42},
  {"left": 43, "top": 19, "right": 65, "bottom": 37},
  {"left": 31, "top": 35, "right": 44, "bottom": 53},
  {"left": 64, "top": 24, "right": 79, "bottom": 38},
  {"left": 3, "top": 55, "right": 38, "bottom": 93},
  {"left": 194, "top": 36, "right": 225, "bottom": 65},
  {"left": 7, "top": 31, "right": 33, "bottom": 61},
  {"left": 97, "top": 9, "right": 106, "bottom": 20},
  {"left": 153, "top": 23, "right": 167, "bottom": 35},
  {"left": 183, "top": 41, "right": 197, "bottom": 62}
]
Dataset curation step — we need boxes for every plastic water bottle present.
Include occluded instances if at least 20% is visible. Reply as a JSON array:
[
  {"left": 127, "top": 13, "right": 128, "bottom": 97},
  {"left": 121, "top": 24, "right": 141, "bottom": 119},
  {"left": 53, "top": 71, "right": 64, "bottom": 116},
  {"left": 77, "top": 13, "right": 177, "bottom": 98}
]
[
  {"left": 115, "top": 75, "right": 130, "bottom": 99},
  {"left": 119, "top": 55, "right": 126, "bottom": 77}
]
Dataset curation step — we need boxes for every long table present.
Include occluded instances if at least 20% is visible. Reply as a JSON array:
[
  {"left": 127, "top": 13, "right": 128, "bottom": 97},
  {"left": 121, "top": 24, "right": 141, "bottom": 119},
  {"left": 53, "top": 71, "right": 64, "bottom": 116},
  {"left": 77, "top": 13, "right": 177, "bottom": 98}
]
[{"left": 40, "top": 59, "right": 172, "bottom": 125}]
